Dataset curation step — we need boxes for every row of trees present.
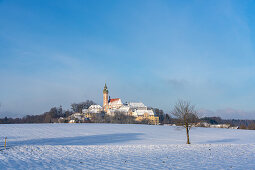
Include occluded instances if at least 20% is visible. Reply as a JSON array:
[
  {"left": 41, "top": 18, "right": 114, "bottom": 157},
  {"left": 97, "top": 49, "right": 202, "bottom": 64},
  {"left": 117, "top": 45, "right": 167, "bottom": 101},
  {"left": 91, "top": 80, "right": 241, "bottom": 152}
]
[
  {"left": 0, "top": 100, "right": 97, "bottom": 124},
  {"left": 239, "top": 123, "right": 255, "bottom": 130},
  {"left": 201, "top": 116, "right": 255, "bottom": 129},
  {"left": 1, "top": 99, "right": 255, "bottom": 145},
  {"left": 0, "top": 107, "right": 73, "bottom": 124}
]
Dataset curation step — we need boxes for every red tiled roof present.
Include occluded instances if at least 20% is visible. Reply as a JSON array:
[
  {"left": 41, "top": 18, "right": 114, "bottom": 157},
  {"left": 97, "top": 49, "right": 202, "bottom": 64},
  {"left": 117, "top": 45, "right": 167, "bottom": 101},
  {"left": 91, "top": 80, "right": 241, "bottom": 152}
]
[{"left": 109, "top": 98, "right": 120, "bottom": 102}]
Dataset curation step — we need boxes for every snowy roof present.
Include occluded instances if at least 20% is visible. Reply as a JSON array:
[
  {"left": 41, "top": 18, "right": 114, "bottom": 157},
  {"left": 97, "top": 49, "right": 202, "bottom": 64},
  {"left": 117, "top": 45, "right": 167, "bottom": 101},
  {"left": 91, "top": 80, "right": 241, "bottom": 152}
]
[
  {"left": 88, "top": 105, "right": 103, "bottom": 110},
  {"left": 86, "top": 105, "right": 103, "bottom": 113},
  {"left": 128, "top": 102, "right": 147, "bottom": 109},
  {"left": 109, "top": 98, "right": 120, "bottom": 102},
  {"left": 109, "top": 98, "right": 122, "bottom": 105}
]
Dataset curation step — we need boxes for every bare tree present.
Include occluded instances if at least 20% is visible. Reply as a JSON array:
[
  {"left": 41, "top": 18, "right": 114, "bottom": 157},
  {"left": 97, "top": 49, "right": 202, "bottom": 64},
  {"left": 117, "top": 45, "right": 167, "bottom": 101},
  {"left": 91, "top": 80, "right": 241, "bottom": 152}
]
[
  {"left": 171, "top": 100, "right": 199, "bottom": 144},
  {"left": 71, "top": 100, "right": 96, "bottom": 113}
]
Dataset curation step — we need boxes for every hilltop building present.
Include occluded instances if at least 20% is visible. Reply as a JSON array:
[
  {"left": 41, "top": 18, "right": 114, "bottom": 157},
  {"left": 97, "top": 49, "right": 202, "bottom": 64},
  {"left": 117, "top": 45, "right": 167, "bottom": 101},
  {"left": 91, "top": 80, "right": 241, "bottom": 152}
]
[
  {"left": 66, "top": 84, "right": 159, "bottom": 125},
  {"left": 103, "top": 83, "right": 159, "bottom": 125},
  {"left": 82, "top": 105, "right": 103, "bottom": 119}
]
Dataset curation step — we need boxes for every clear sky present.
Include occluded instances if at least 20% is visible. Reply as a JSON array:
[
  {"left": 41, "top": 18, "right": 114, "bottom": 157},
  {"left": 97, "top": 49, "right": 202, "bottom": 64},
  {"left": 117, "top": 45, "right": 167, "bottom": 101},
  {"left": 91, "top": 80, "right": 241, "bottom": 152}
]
[{"left": 1, "top": 0, "right": 255, "bottom": 119}]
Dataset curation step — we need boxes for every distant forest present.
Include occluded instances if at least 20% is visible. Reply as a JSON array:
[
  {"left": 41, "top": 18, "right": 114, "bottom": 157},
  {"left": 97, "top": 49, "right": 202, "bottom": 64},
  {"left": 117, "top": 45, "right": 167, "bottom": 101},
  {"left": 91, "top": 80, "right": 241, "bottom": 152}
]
[
  {"left": 201, "top": 117, "right": 255, "bottom": 130},
  {"left": 1, "top": 100, "right": 255, "bottom": 130}
]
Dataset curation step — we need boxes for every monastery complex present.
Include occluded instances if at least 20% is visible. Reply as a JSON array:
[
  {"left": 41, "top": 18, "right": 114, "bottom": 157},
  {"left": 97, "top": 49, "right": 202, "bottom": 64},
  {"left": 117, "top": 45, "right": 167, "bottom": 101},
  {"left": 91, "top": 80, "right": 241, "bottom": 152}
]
[{"left": 82, "top": 84, "right": 159, "bottom": 125}]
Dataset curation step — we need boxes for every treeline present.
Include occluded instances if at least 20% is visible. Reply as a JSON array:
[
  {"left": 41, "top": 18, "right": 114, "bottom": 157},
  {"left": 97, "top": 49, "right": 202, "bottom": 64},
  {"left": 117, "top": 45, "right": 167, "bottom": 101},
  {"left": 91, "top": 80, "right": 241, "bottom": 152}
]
[
  {"left": 149, "top": 107, "right": 175, "bottom": 124},
  {"left": 0, "top": 100, "right": 95, "bottom": 124},
  {"left": 1, "top": 100, "right": 255, "bottom": 130},
  {"left": 0, "top": 107, "right": 72, "bottom": 124},
  {"left": 201, "top": 117, "right": 255, "bottom": 130},
  {"left": 0, "top": 101, "right": 170, "bottom": 124}
]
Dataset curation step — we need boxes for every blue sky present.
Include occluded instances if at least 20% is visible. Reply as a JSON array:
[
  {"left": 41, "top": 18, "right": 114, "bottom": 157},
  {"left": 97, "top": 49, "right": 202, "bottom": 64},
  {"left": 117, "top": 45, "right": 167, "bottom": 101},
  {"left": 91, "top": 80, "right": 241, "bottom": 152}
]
[{"left": 1, "top": 0, "right": 255, "bottom": 119}]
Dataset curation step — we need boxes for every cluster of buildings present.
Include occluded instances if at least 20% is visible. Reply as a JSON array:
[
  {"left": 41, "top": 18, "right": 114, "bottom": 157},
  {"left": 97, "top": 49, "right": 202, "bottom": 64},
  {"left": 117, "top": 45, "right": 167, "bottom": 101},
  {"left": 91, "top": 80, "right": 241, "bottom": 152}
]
[
  {"left": 65, "top": 84, "right": 159, "bottom": 125},
  {"left": 197, "top": 122, "right": 239, "bottom": 129},
  {"left": 165, "top": 122, "right": 239, "bottom": 129}
]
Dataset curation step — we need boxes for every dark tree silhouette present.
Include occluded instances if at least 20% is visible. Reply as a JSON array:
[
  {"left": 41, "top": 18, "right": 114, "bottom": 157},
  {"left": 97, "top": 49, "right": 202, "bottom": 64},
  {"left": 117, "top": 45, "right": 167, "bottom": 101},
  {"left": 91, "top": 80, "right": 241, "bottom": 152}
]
[
  {"left": 171, "top": 100, "right": 199, "bottom": 144},
  {"left": 71, "top": 100, "right": 96, "bottom": 113}
]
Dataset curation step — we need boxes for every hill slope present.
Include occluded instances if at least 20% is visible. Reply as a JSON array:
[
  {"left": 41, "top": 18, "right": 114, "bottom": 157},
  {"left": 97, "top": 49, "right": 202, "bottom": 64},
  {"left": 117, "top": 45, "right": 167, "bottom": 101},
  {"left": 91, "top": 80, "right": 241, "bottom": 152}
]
[{"left": 0, "top": 124, "right": 254, "bottom": 169}]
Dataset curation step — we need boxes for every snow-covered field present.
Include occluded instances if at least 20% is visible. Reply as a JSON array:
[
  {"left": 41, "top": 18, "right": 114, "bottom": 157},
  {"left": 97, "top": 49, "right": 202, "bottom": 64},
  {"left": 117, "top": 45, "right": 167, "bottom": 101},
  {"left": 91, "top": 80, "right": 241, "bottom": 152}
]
[{"left": 0, "top": 124, "right": 254, "bottom": 169}]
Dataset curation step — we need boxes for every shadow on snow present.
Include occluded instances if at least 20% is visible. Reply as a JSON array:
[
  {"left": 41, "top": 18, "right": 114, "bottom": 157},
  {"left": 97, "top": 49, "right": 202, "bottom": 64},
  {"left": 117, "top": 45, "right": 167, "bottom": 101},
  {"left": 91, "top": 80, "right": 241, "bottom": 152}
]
[
  {"left": 206, "top": 138, "right": 239, "bottom": 143},
  {"left": 8, "top": 133, "right": 144, "bottom": 146}
]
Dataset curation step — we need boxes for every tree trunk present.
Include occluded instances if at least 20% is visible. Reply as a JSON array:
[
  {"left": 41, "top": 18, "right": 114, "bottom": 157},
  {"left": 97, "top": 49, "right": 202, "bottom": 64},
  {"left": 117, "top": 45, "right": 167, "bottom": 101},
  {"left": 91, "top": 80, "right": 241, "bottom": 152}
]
[{"left": 186, "top": 126, "right": 190, "bottom": 144}]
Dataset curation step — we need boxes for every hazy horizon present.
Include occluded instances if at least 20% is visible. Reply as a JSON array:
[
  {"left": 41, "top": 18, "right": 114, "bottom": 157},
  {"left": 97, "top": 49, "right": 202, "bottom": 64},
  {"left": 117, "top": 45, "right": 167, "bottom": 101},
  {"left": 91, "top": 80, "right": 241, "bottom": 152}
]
[{"left": 1, "top": 0, "right": 255, "bottom": 119}]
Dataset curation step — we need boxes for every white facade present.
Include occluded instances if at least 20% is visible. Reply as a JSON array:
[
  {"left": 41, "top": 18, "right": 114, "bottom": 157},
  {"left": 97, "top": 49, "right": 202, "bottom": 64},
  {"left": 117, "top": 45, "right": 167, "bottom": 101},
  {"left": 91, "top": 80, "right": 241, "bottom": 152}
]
[
  {"left": 69, "top": 120, "right": 76, "bottom": 123},
  {"left": 88, "top": 105, "right": 103, "bottom": 113},
  {"left": 132, "top": 109, "right": 154, "bottom": 117},
  {"left": 210, "top": 124, "right": 231, "bottom": 129},
  {"left": 72, "top": 113, "right": 82, "bottom": 120},
  {"left": 82, "top": 105, "right": 103, "bottom": 114},
  {"left": 107, "top": 105, "right": 131, "bottom": 116},
  {"left": 108, "top": 98, "right": 123, "bottom": 109}
]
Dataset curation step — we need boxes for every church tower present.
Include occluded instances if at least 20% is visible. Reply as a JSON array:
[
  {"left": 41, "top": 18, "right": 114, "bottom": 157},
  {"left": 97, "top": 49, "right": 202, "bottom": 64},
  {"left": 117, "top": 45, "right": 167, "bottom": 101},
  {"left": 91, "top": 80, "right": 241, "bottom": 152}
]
[{"left": 103, "top": 83, "right": 109, "bottom": 111}]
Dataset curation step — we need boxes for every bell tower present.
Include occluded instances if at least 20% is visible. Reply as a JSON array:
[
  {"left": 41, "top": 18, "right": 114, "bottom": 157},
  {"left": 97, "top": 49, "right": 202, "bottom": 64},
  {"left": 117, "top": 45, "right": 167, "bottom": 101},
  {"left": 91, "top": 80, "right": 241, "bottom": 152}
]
[{"left": 103, "top": 83, "right": 109, "bottom": 111}]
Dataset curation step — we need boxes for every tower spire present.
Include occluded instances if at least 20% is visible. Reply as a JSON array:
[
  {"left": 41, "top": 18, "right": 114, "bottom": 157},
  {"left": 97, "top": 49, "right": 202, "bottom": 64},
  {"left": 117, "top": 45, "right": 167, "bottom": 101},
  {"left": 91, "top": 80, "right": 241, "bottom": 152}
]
[
  {"left": 103, "top": 83, "right": 108, "bottom": 93},
  {"left": 103, "top": 83, "right": 109, "bottom": 111}
]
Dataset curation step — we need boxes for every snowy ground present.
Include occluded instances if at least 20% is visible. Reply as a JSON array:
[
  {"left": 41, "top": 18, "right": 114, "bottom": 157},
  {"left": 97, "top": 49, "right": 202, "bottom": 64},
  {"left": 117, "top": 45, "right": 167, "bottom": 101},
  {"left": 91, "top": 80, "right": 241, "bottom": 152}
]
[{"left": 0, "top": 124, "right": 255, "bottom": 169}]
